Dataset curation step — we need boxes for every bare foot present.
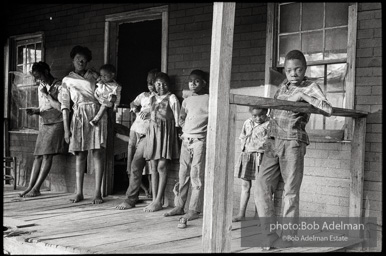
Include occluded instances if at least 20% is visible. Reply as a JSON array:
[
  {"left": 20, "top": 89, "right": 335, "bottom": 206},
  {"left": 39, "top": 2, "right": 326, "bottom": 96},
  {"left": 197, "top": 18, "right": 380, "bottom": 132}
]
[
  {"left": 24, "top": 189, "right": 41, "bottom": 197},
  {"left": 115, "top": 200, "right": 135, "bottom": 210},
  {"left": 232, "top": 215, "right": 246, "bottom": 222},
  {"left": 144, "top": 201, "right": 163, "bottom": 212},
  {"left": 19, "top": 188, "right": 32, "bottom": 197},
  {"left": 92, "top": 195, "right": 104, "bottom": 204},
  {"left": 184, "top": 210, "right": 200, "bottom": 221},
  {"left": 70, "top": 193, "right": 84, "bottom": 203},
  {"left": 163, "top": 207, "right": 184, "bottom": 217}
]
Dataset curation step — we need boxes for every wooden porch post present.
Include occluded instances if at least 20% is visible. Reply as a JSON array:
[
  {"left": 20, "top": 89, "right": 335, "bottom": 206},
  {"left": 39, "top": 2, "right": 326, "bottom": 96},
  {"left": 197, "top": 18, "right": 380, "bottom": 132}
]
[
  {"left": 349, "top": 117, "right": 366, "bottom": 218},
  {"left": 202, "top": 2, "right": 236, "bottom": 253},
  {"left": 102, "top": 20, "right": 114, "bottom": 196},
  {"left": 348, "top": 116, "right": 366, "bottom": 241}
]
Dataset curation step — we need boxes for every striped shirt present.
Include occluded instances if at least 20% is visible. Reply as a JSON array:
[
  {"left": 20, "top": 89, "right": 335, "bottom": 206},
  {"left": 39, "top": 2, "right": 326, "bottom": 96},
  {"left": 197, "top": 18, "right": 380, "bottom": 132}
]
[{"left": 268, "top": 78, "right": 332, "bottom": 145}]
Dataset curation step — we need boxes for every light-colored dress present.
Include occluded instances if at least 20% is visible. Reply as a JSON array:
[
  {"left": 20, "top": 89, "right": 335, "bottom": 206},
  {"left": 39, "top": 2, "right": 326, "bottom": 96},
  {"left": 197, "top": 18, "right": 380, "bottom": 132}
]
[
  {"left": 59, "top": 70, "right": 107, "bottom": 154},
  {"left": 144, "top": 92, "right": 180, "bottom": 161},
  {"left": 34, "top": 79, "right": 68, "bottom": 156}
]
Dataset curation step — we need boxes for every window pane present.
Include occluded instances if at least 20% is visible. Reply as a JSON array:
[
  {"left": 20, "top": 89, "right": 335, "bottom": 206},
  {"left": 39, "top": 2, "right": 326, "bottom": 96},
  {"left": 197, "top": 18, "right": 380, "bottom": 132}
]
[
  {"left": 17, "top": 46, "right": 24, "bottom": 65},
  {"left": 325, "top": 92, "right": 346, "bottom": 130},
  {"left": 326, "top": 63, "right": 346, "bottom": 92},
  {"left": 307, "top": 114, "right": 324, "bottom": 130},
  {"left": 278, "top": 34, "right": 300, "bottom": 65},
  {"left": 279, "top": 3, "right": 300, "bottom": 33},
  {"left": 325, "top": 116, "right": 345, "bottom": 130},
  {"left": 302, "top": 3, "right": 324, "bottom": 31},
  {"left": 36, "top": 43, "right": 42, "bottom": 62},
  {"left": 26, "top": 64, "right": 33, "bottom": 74},
  {"left": 305, "top": 65, "right": 325, "bottom": 90},
  {"left": 325, "top": 28, "right": 348, "bottom": 60},
  {"left": 26, "top": 44, "right": 35, "bottom": 65},
  {"left": 302, "top": 31, "right": 323, "bottom": 62},
  {"left": 326, "top": 2, "right": 349, "bottom": 27},
  {"left": 327, "top": 92, "right": 345, "bottom": 108}
]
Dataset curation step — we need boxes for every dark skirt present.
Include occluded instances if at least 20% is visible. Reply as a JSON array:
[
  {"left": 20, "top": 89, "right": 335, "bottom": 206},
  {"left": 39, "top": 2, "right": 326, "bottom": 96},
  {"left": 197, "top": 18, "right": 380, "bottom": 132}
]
[
  {"left": 234, "top": 152, "right": 262, "bottom": 180},
  {"left": 144, "top": 119, "right": 180, "bottom": 161},
  {"left": 34, "top": 122, "right": 68, "bottom": 156}
]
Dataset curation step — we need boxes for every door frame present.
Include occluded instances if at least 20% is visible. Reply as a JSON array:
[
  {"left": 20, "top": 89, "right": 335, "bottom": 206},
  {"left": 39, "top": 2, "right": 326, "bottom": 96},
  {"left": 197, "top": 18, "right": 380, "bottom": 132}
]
[
  {"left": 104, "top": 5, "right": 169, "bottom": 72},
  {"left": 102, "top": 5, "right": 168, "bottom": 195}
]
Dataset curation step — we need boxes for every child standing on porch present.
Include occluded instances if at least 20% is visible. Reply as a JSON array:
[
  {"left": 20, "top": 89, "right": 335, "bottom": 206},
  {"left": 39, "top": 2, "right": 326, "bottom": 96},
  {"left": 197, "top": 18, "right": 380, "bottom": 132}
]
[
  {"left": 115, "top": 69, "right": 158, "bottom": 210},
  {"left": 19, "top": 61, "right": 68, "bottom": 198},
  {"left": 90, "top": 64, "right": 122, "bottom": 126},
  {"left": 232, "top": 107, "right": 269, "bottom": 222},
  {"left": 143, "top": 72, "right": 181, "bottom": 212},
  {"left": 254, "top": 49, "right": 333, "bottom": 250},
  {"left": 163, "top": 69, "right": 209, "bottom": 229},
  {"left": 127, "top": 69, "right": 158, "bottom": 199}
]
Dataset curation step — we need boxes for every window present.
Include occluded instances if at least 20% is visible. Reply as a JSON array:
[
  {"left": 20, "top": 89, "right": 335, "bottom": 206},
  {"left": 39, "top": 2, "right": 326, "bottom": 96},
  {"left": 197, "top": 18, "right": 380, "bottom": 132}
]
[
  {"left": 9, "top": 34, "right": 44, "bottom": 131},
  {"left": 265, "top": 3, "right": 357, "bottom": 141}
]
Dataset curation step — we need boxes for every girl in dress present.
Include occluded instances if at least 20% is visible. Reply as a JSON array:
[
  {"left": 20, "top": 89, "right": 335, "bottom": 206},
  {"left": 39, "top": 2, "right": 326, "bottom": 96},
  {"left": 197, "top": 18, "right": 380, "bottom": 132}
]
[
  {"left": 143, "top": 72, "right": 180, "bottom": 212},
  {"left": 19, "top": 61, "right": 68, "bottom": 197}
]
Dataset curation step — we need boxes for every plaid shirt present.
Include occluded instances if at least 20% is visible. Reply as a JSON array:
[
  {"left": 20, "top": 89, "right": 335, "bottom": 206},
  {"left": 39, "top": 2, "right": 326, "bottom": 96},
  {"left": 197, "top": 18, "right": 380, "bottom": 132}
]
[{"left": 268, "top": 77, "right": 332, "bottom": 145}]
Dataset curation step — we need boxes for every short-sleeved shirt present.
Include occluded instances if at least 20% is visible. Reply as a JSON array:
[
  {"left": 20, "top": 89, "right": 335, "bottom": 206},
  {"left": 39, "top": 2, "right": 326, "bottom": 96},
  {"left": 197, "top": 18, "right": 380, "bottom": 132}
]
[
  {"left": 94, "top": 80, "right": 122, "bottom": 108},
  {"left": 130, "top": 91, "right": 155, "bottom": 135},
  {"left": 38, "top": 79, "right": 63, "bottom": 124},
  {"left": 268, "top": 78, "right": 332, "bottom": 145}
]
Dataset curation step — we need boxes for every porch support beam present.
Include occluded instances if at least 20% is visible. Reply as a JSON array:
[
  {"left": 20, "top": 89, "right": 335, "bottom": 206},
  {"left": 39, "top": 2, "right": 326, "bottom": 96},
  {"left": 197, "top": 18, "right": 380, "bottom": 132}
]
[
  {"left": 349, "top": 117, "right": 366, "bottom": 218},
  {"left": 202, "top": 2, "right": 236, "bottom": 253}
]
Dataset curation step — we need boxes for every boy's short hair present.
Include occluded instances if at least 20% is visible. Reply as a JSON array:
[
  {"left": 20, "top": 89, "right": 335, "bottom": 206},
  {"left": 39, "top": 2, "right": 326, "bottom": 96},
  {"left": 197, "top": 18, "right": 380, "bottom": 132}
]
[
  {"left": 155, "top": 72, "right": 170, "bottom": 84},
  {"left": 249, "top": 106, "right": 268, "bottom": 115},
  {"left": 285, "top": 50, "right": 307, "bottom": 67},
  {"left": 190, "top": 69, "right": 208, "bottom": 83},
  {"left": 100, "top": 64, "right": 116, "bottom": 74},
  {"left": 70, "top": 45, "right": 92, "bottom": 62},
  {"left": 32, "top": 61, "right": 50, "bottom": 73}
]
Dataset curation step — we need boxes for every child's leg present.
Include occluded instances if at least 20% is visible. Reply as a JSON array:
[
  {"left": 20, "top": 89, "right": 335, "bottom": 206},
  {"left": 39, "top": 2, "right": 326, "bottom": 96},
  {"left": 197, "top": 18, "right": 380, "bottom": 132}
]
[
  {"left": 164, "top": 139, "right": 191, "bottom": 217},
  {"left": 147, "top": 173, "right": 152, "bottom": 195},
  {"left": 92, "top": 148, "right": 104, "bottom": 204},
  {"left": 233, "top": 179, "right": 251, "bottom": 222},
  {"left": 144, "top": 158, "right": 168, "bottom": 212},
  {"left": 25, "top": 154, "right": 54, "bottom": 197},
  {"left": 90, "top": 105, "right": 107, "bottom": 126},
  {"left": 19, "top": 155, "right": 43, "bottom": 197},
  {"left": 117, "top": 137, "right": 147, "bottom": 210},
  {"left": 184, "top": 138, "right": 206, "bottom": 221},
  {"left": 140, "top": 175, "right": 149, "bottom": 197},
  {"left": 126, "top": 130, "right": 137, "bottom": 177},
  {"left": 70, "top": 151, "right": 88, "bottom": 203},
  {"left": 149, "top": 160, "right": 159, "bottom": 201}
]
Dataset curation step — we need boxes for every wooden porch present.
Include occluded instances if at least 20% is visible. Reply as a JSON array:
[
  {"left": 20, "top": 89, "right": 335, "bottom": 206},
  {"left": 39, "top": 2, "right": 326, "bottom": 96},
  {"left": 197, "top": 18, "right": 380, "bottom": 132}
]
[
  {"left": 3, "top": 2, "right": 370, "bottom": 254},
  {"left": 3, "top": 187, "right": 362, "bottom": 254}
]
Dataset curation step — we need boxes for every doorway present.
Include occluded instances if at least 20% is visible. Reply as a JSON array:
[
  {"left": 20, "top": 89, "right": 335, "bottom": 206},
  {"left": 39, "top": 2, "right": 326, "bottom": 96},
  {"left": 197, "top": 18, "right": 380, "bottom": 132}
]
[
  {"left": 104, "top": 5, "right": 169, "bottom": 196},
  {"left": 117, "top": 20, "right": 162, "bottom": 105}
]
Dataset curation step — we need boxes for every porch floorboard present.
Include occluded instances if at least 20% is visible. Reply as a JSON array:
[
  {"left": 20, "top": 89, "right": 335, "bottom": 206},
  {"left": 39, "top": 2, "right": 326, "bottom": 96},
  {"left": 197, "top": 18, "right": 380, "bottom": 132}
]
[{"left": 3, "top": 187, "right": 361, "bottom": 254}]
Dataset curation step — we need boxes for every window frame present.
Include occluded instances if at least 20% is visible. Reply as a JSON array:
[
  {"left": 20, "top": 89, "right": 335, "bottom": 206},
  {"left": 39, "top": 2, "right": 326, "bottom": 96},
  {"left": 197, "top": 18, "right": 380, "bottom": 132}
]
[
  {"left": 7, "top": 32, "right": 45, "bottom": 133},
  {"left": 264, "top": 3, "right": 357, "bottom": 141}
]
